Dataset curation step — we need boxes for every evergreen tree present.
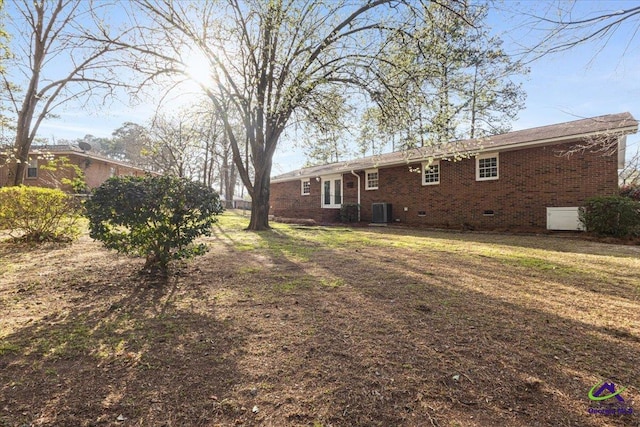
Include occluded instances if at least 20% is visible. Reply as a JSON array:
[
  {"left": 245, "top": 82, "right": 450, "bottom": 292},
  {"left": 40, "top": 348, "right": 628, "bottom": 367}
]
[{"left": 368, "top": 4, "right": 528, "bottom": 150}]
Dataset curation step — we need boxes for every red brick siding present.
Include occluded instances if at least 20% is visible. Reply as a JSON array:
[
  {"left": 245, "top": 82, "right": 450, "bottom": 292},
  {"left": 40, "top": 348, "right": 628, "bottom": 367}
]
[
  {"left": 80, "top": 156, "right": 145, "bottom": 189},
  {"left": 270, "top": 178, "right": 348, "bottom": 223},
  {"left": 0, "top": 154, "right": 147, "bottom": 190},
  {"left": 270, "top": 141, "right": 619, "bottom": 230}
]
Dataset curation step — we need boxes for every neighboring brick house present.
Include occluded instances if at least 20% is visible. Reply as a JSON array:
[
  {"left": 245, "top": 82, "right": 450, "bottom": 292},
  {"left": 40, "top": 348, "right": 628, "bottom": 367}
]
[
  {"left": 270, "top": 112, "right": 638, "bottom": 231},
  {"left": 0, "top": 144, "right": 152, "bottom": 191}
]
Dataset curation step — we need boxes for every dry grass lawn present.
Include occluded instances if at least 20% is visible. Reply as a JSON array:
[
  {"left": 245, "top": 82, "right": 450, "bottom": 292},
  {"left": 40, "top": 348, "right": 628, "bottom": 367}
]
[{"left": 0, "top": 211, "right": 639, "bottom": 426}]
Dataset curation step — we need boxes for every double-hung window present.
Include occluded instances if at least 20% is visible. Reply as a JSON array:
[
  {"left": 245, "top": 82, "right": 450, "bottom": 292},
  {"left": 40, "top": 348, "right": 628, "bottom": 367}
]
[
  {"left": 365, "top": 169, "right": 378, "bottom": 190},
  {"left": 476, "top": 153, "right": 499, "bottom": 181},
  {"left": 321, "top": 175, "right": 342, "bottom": 208},
  {"left": 422, "top": 161, "right": 440, "bottom": 185},
  {"left": 301, "top": 179, "right": 310, "bottom": 195}
]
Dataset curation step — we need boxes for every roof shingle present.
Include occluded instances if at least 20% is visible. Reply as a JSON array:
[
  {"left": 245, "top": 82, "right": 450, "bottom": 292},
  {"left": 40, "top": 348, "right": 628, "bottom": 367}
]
[{"left": 272, "top": 112, "right": 638, "bottom": 182}]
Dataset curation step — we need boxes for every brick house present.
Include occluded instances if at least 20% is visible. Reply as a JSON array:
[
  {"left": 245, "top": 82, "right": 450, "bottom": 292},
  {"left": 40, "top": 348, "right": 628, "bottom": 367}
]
[
  {"left": 270, "top": 112, "right": 638, "bottom": 231},
  {"left": 0, "top": 144, "right": 152, "bottom": 191}
]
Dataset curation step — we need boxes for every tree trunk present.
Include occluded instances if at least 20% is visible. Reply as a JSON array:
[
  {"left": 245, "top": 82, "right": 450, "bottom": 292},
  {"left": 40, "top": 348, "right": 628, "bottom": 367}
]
[
  {"left": 469, "top": 63, "right": 478, "bottom": 139},
  {"left": 203, "top": 139, "right": 211, "bottom": 187},
  {"left": 11, "top": 162, "right": 26, "bottom": 186},
  {"left": 227, "top": 163, "right": 237, "bottom": 201},
  {"left": 12, "top": 89, "right": 39, "bottom": 186},
  {"left": 12, "top": 133, "right": 31, "bottom": 186},
  {"left": 247, "top": 182, "right": 270, "bottom": 230},
  {"left": 219, "top": 156, "right": 225, "bottom": 197},
  {"left": 246, "top": 158, "right": 272, "bottom": 230}
]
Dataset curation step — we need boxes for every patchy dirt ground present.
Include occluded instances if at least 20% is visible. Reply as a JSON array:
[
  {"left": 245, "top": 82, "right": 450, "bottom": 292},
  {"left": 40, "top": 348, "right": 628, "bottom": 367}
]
[{"left": 1, "top": 212, "right": 639, "bottom": 427}]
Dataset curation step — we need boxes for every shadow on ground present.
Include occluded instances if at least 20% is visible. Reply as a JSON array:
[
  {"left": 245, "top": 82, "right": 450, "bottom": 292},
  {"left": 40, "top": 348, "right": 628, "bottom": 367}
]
[
  {"left": 0, "top": 219, "right": 638, "bottom": 426},
  {"left": 0, "top": 252, "right": 246, "bottom": 427}
]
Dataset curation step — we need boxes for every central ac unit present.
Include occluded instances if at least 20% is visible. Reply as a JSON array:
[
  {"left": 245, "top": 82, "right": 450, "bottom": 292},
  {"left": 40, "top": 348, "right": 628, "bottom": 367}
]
[{"left": 372, "top": 203, "right": 392, "bottom": 223}]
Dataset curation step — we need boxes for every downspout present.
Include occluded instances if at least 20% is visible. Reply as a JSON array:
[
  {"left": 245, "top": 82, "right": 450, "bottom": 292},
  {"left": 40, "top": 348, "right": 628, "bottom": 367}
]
[
  {"left": 618, "top": 135, "right": 627, "bottom": 170},
  {"left": 351, "top": 170, "right": 361, "bottom": 222}
]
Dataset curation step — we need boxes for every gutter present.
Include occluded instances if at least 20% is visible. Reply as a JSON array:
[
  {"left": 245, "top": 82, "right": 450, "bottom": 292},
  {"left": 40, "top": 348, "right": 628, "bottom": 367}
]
[
  {"left": 351, "top": 170, "right": 361, "bottom": 222},
  {"left": 271, "top": 124, "right": 639, "bottom": 184},
  {"left": 618, "top": 135, "right": 627, "bottom": 169}
]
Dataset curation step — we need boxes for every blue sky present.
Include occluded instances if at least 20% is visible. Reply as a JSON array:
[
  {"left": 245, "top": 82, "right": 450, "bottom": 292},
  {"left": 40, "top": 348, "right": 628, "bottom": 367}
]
[{"left": 19, "top": 1, "right": 640, "bottom": 175}]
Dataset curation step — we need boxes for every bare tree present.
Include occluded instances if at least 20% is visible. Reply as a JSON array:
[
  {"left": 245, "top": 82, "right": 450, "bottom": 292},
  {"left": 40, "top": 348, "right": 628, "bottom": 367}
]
[
  {"left": 0, "top": 0, "right": 9, "bottom": 64},
  {"left": 189, "top": 102, "right": 243, "bottom": 204},
  {"left": 0, "top": 0, "right": 13, "bottom": 142},
  {"left": 211, "top": 125, "right": 241, "bottom": 207},
  {"left": 109, "top": 122, "right": 150, "bottom": 166},
  {"left": 511, "top": 3, "right": 640, "bottom": 168},
  {"left": 1, "top": 0, "right": 126, "bottom": 185},
  {"left": 198, "top": 111, "right": 222, "bottom": 189},
  {"left": 553, "top": 114, "right": 638, "bottom": 181},
  {"left": 94, "top": 0, "right": 468, "bottom": 230},
  {"left": 517, "top": 3, "right": 640, "bottom": 61},
  {"left": 620, "top": 147, "right": 640, "bottom": 186},
  {"left": 146, "top": 111, "right": 202, "bottom": 178}
]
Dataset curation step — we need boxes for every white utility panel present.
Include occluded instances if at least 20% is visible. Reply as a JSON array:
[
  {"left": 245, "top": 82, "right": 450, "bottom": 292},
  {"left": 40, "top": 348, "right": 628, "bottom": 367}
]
[{"left": 546, "top": 207, "right": 585, "bottom": 231}]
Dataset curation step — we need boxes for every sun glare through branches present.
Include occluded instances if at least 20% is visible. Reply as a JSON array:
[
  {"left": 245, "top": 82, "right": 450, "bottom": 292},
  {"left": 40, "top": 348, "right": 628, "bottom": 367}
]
[{"left": 179, "top": 45, "right": 217, "bottom": 94}]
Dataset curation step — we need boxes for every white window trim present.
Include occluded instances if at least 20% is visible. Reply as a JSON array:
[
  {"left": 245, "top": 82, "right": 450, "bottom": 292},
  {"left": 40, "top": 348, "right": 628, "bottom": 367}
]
[
  {"left": 321, "top": 175, "right": 342, "bottom": 209},
  {"left": 301, "top": 179, "right": 310, "bottom": 196},
  {"left": 421, "top": 160, "right": 440, "bottom": 186},
  {"left": 476, "top": 153, "right": 499, "bottom": 181},
  {"left": 365, "top": 168, "right": 379, "bottom": 190}
]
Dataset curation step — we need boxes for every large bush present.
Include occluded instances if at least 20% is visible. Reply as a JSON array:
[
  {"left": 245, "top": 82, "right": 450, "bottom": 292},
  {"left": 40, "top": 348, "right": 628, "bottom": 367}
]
[
  {"left": 579, "top": 195, "right": 640, "bottom": 237},
  {"left": 84, "top": 175, "right": 224, "bottom": 273},
  {"left": 0, "top": 186, "right": 81, "bottom": 242}
]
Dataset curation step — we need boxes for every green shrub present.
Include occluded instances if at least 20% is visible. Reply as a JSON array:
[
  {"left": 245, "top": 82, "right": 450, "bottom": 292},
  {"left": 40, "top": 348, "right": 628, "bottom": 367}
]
[
  {"left": 85, "top": 175, "right": 224, "bottom": 273},
  {"left": 0, "top": 186, "right": 81, "bottom": 242},
  {"left": 579, "top": 195, "right": 640, "bottom": 237},
  {"left": 340, "top": 203, "right": 360, "bottom": 223},
  {"left": 39, "top": 156, "right": 88, "bottom": 193}
]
